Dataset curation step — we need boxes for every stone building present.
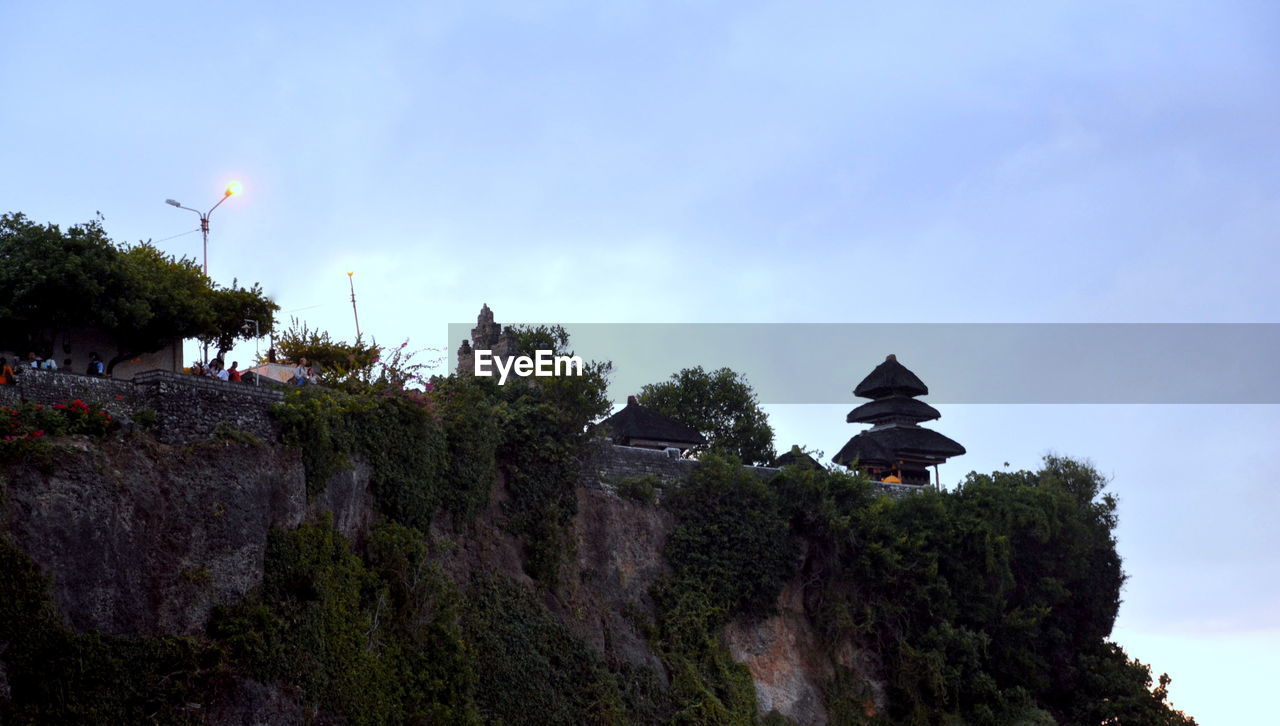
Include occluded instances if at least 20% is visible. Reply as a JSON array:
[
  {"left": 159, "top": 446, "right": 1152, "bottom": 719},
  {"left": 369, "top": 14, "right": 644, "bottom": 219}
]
[{"left": 455, "top": 304, "right": 518, "bottom": 375}]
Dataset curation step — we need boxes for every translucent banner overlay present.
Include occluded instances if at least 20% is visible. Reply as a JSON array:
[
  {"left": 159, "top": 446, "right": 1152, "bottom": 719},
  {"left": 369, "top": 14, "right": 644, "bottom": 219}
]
[{"left": 446, "top": 323, "right": 1280, "bottom": 404}]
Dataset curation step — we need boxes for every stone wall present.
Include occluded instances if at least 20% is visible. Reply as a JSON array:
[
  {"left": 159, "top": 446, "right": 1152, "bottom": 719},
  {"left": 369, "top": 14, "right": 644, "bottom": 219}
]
[
  {"left": 0, "top": 368, "right": 282, "bottom": 445},
  {"left": 131, "top": 371, "right": 283, "bottom": 445},
  {"left": 587, "top": 441, "right": 924, "bottom": 498},
  {"left": 588, "top": 441, "right": 704, "bottom": 485},
  {"left": 0, "top": 366, "right": 141, "bottom": 410}
]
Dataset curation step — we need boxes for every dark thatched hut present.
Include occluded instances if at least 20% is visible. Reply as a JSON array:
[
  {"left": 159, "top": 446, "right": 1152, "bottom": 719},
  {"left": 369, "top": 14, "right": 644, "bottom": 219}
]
[{"left": 599, "top": 396, "right": 707, "bottom": 453}]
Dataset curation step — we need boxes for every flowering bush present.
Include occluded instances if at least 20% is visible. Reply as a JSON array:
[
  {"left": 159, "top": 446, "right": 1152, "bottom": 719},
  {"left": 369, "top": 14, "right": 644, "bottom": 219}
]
[{"left": 2, "top": 398, "right": 117, "bottom": 444}]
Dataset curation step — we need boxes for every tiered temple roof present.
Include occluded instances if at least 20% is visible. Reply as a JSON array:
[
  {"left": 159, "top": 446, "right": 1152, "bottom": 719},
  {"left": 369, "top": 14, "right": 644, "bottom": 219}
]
[{"left": 833, "top": 354, "right": 965, "bottom": 486}]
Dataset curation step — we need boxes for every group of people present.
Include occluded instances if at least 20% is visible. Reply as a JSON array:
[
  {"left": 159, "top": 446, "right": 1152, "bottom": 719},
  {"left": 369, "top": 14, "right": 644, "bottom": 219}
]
[
  {"left": 189, "top": 358, "right": 243, "bottom": 382},
  {"left": 0, "top": 351, "right": 99, "bottom": 384},
  {"left": 292, "top": 357, "right": 319, "bottom": 386},
  {"left": 185, "top": 356, "right": 320, "bottom": 386},
  {"left": 2, "top": 349, "right": 319, "bottom": 387}
]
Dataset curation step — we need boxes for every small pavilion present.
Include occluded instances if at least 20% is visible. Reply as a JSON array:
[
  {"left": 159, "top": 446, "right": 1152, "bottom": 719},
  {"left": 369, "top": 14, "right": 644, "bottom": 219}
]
[
  {"left": 600, "top": 396, "right": 707, "bottom": 454},
  {"left": 773, "top": 445, "right": 823, "bottom": 470},
  {"left": 833, "top": 354, "right": 965, "bottom": 486}
]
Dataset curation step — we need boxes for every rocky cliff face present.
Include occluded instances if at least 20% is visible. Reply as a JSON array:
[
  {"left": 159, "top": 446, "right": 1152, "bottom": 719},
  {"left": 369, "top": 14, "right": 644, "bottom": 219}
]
[
  {"left": 2, "top": 437, "right": 373, "bottom": 637},
  {"left": 0, "top": 436, "right": 871, "bottom": 724}
]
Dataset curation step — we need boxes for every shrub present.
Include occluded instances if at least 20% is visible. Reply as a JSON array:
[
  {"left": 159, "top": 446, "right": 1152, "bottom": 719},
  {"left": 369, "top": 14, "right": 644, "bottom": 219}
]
[
  {"left": 133, "top": 407, "right": 158, "bottom": 429},
  {"left": 0, "top": 399, "right": 118, "bottom": 463},
  {"left": 433, "top": 376, "right": 502, "bottom": 521},
  {"left": 272, "top": 387, "right": 447, "bottom": 529},
  {"left": 663, "top": 453, "right": 795, "bottom": 619},
  {"left": 211, "top": 519, "right": 485, "bottom": 724},
  {"left": 489, "top": 345, "right": 612, "bottom": 584},
  {"left": 614, "top": 474, "right": 660, "bottom": 504},
  {"left": 462, "top": 575, "right": 628, "bottom": 724},
  {"left": 211, "top": 420, "right": 262, "bottom": 445}
]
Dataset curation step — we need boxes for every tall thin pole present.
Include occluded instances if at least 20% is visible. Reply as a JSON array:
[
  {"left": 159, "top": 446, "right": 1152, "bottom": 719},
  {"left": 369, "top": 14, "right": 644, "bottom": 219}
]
[
  {"left": 166, "top": 185, "right": 235, "bottom": 362},
  {"left": 200, "top": 215, "right": 210, "bottom": 276},
  {"left": 347, "top": 272, "right": 362, "bottom": 340}
]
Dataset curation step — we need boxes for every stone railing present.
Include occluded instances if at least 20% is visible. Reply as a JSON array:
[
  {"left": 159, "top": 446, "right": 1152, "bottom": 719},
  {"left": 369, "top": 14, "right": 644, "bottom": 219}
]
[
  {"left": 0, "top": 368, "right": 282, "bottom": 445},
  {"left": 586, "top": 441, "right": 922, "bottom": 498}
]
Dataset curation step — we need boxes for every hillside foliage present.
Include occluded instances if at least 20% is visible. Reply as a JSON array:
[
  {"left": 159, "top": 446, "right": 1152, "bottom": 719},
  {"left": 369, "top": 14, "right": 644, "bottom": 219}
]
[{"left": 0, "top": 326, "right": 1195, "bottom": 724}]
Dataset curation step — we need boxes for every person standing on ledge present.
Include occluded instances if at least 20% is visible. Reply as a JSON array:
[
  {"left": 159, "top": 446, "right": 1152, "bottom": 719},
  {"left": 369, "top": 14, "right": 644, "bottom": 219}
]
[
  {"left": 0, "top": 357, "right": 16, "bottom": 385},
  {"left": 85, "top": 352, "right": 105, "bottom": 377},
  {"left": 293, "top": 357, "right": 310, "bottom": 386},
  {"left": 227, "top": 362, "right": 242, "bottom": 382}
]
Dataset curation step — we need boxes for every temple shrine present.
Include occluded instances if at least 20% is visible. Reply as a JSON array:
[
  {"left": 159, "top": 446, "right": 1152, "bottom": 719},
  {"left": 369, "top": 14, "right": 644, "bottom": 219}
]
[{"left": 833, "top": 354, "right": 965, "bottom": 486}]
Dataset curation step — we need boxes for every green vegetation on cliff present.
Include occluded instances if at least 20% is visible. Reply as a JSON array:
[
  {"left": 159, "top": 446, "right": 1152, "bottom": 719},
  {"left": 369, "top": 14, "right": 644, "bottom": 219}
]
[
  {"left": 0, "top": 338, "right": 1194, "bottom": 724},
  {"left": 273, "top": 324, "right": 610, "bottom": 584},
  {"left": 768, "top": 456, "right": 1195, "bottom": 726}
]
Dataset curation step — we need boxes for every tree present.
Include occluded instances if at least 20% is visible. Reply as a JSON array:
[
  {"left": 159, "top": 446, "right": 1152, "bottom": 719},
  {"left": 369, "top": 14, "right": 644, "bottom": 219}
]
[
  {"left": 274, "top": 317, "right": 380, "bottom": 382},
  {"left": 637, "top": 366, "right": 775, "bottom": 465},
  {"left": 198, "top": 279, "right": 280, "bottom": 364},
  {"left": 0, "top": 212, "right": 278, "bottom": 374},
  {"left": 768, "top": 455, "right": 1196, "bottom": 725}
]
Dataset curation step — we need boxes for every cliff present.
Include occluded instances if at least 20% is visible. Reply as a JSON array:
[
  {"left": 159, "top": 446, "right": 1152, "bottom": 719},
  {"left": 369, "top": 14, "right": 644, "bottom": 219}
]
[
  {"left": 0, "top": 375, "right": 1194, "bottom": 725},
  {"left": 0, "top": 436, "right": 858, "bottom": 724}
]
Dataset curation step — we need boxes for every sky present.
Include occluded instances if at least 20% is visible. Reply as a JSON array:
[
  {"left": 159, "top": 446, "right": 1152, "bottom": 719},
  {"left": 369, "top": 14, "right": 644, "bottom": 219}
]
[{"left": 3, "top": 1, "right": 1278, "bottom": 721}]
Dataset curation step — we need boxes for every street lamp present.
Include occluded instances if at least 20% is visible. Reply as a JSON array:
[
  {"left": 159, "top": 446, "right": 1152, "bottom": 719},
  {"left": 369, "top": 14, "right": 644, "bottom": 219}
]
[
  {"left": 347, "top": 271, "right": 362, "bottom": 341},
  {"left": 165, "top": 180, "right": 241, "bottom": 277}
]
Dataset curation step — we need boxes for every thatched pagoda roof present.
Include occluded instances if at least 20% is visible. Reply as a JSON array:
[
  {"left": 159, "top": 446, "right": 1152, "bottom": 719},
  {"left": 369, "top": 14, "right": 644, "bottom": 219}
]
[
  {"left": 846, "top": 395, "right": 941, "bottom": 424},
  {"left": 833, "top": 426, "right": 966, "bottom": 468},
  {"left": 853, "top": 354, "right": 928, "bottom": 399}
]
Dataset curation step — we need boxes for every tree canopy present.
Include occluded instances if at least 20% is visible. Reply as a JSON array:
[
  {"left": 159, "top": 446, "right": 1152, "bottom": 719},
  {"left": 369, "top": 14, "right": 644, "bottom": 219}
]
[
  {"left": 765, "top": 454, "right": 1196, "bottom": 725},
  {"left": 0, "top": 212, "right": 277, "bottom": 372},
  {"left": 274, "top": 317, "right": 381, "bottom": 380},
  {"left": 637, "top": 365, "right": 775, "bottom": 465}
]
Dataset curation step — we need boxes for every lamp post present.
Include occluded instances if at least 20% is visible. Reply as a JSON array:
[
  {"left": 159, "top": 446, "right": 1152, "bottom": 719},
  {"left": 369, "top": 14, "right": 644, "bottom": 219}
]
[
  {"left": 347, "top": 271, "right": 362, "bottom": 341},
  {"left": 165, "top": 180, "right": 242, "bottom": 277}
]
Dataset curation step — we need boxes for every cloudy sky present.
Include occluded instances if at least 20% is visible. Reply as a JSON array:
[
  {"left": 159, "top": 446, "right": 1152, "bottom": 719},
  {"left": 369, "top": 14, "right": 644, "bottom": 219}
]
[{"left": 3, "top": 2, "right": 1277, "bottom": 721}]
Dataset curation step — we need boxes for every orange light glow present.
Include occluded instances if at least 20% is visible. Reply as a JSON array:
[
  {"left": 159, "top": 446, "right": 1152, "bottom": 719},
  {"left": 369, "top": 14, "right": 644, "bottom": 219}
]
[{"left": 225, "top": 180, "right": 243, "bottom": 197}]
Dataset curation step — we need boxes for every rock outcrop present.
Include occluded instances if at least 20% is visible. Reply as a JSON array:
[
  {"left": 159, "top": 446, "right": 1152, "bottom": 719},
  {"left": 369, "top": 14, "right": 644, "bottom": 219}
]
[
  {"left": 2, "top": 437, "right": 374, "bottom": 636},
  {"left": 1, "top": 436, "right": 876, "bottom": 724}
]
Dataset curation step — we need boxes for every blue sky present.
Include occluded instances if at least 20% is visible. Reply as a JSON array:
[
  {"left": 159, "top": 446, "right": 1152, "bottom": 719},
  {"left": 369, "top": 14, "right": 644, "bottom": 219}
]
[{"left": 3, "top": 2, "right": 1278, "bottom": 721}]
